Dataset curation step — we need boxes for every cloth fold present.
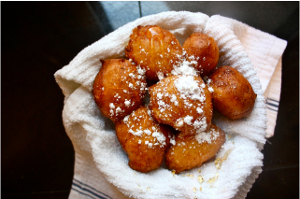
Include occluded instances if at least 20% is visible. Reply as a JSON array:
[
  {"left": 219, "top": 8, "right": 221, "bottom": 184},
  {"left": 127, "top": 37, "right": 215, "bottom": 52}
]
[{"left": 54, "top": 11, "right": 287, "bottom": 199}]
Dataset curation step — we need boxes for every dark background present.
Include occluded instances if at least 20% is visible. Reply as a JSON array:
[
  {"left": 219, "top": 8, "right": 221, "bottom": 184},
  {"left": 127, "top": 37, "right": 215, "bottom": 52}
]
[{"left": 2, "top": 2, "right": 299, "bottom": 199}]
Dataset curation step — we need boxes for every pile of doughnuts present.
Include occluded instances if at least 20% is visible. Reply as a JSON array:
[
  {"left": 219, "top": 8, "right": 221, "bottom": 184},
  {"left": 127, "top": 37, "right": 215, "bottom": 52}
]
[{"left": 93, "top": 25, "right": 257, "bottom": 174}]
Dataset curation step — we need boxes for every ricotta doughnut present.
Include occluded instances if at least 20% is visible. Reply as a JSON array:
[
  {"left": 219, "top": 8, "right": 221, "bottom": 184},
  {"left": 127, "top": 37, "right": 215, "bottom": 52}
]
[
  {"left": 93, "top": 59, "right": 147, "bottom": 123},
  {"left": 165, "top": 123, "right": 226, "bottom": 174},
  {"left": 115, "top": 106, "right": 171, "bottom": 173},
  {"left": 149, "top": 75, "right": 213, "bottom": 136},
  {"left": 125, "top": 25, "right": 183, "bottom": 81},
  {"left": 183, "top": 33, "right": 219, "bottom": 77},
  {"left": 209, "top": 65, "right": 257, "bottom": 120}
]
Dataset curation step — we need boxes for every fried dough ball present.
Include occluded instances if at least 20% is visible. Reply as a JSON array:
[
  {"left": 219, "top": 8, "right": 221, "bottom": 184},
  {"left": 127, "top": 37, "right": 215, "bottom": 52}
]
[
  {"left": 165, "top": 123, "right": 226, "bottom": 174},
  {"left": 115, "top": 106, "right": 171, "bottom": 173},
  {"left": 183, "top": 33, "right": 219, "bottom": 77},
  {"left": 209, "top": 65, "right": 257, "bottom": 120},
  {"left": 125, "top": 25, "right": 183, "bottom": 81},
  {"left": 149, "top": 75, "right": 213, "bottom": 136},
  {"left": 93, "top": 59, "right": 147, "bottom": 123}
]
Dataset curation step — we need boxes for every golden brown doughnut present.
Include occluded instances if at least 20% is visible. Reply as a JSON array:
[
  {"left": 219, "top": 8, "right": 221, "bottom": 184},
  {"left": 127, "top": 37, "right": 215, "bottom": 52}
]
[
  {"left": 115, "top": 106, "right": 171, "bottom": 173},
  {"left": 209, "top": 65, "right": 257, "bottom": 120},
  {"left": 165, "top": 123, "right": 226, "bottom": 174},
  {"left": 125, "top": 25, "right": 183, "bottom": 81},
  {"left": 183, "top": 33, "right": 219, "bottom": 77},
  {"left": 149, "top": 75, "right": 213, "bottom": 136},
  {"left": 93, "top": 59, "right": 147, "bottom": 123}
]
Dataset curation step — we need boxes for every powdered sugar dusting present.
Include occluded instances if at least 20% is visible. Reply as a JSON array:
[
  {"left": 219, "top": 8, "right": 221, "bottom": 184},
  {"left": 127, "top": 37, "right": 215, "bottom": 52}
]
[
  {"left": 194, "top": 117, "right": 208, "bottom": 133},
  {"left": 171, "top": 60, "right": 198, "bottom": 76},
  {"left": 184, "top": 116, "right": 193, "bottom": 125},
  {"left": 124, "top": 99, "right": 131, "bottom": 107},
  {"left": 122, "top": 108, "right": 167, "bottom": 147},
  {"left": 174, "top": 75, "right": 205, "bottom": 101},
  {"left": 196, "top": 126, "right": 220, "bottom": 144},
  {"left": 170, "top": 134, "right": 176, "bottom": 145},
  {"left": 206, "top": 78, "right": 214, "bottom": 93},
  {"left": 157, "top": 72, "right": 165, "bottom": 80},
  {"left": 152, "top": 131, "right": 166, "bottom": 145},
  {"left": 171, "top": 50, "right": 198, "bottom": 76}
]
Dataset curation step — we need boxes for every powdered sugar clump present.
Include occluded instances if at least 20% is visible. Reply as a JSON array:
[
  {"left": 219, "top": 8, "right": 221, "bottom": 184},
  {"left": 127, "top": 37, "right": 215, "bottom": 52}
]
[
  {"left": 170, "top": 134, "right": 176, "bottom": 145},
  {"left": 194, "top": 117, "right": 208, "bottom": 133},
  {"left": 171, "top": 50, "right": 198, "bottom": 76},
  {"left": 124, "top": 99, "right": 131, "bottom": 107},
  {"left": 171, "top": 59, "right": 198, "bottom": 76},
  {"left": 184, "top": 116, "right": 193, "bottom": 125},
  {"left": 174, "top": 75, "right": 205, "bottom": 101},
  {"left": 152, "top": 131, "right": 166, "bottom": 145},
  {"left": 157, "top": 72, "right": 165, "bottom": 80},
  {"left": 196, "top": 126, "right": 220, "bottom": 144}
]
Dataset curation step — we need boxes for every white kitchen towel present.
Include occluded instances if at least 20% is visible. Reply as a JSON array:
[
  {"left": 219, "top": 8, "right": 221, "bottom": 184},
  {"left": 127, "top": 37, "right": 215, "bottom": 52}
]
[{"left": 54, "top": 11, "right": 287, "bottom": 199}]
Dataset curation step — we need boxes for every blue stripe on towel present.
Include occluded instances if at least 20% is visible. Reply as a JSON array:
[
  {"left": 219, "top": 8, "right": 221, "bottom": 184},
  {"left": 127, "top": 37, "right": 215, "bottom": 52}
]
[
  {"left": 267, "top": 98, "right": 279, "bottom": 104},
  {"left": 72, "top": 182, "right": 107, "bottom": 199},
  {"left": 266, "top": 98, "right": 279, "bottom": 112},
  {"left": 266, "top": 106, "right": 278, "bottom": 112},
  {"left": 266, "top": 102, "right": 278, "bottom": 108},
  {"left": 72, "top": 187, "right": 97, "bottom": 199},
  {"left": 72, "top": 179, "right": 113, "bottom": 199}
]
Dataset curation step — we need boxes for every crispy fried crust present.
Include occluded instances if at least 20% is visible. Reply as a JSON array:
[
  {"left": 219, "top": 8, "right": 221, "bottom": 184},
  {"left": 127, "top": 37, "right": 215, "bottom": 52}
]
[
  {"left": 183, "top": 33, "right": 219, "bottom": 77},
  {"left": 149, "top": 75, "right": 213, "bottom": 136},
  {"left": 209, "top": 66, "right": 257, "bottom": 120},
  {"left": 125, "top": 25, "right": 183, "bottom": 81},
  {"left": 92, "top": 59, "right": 147, "bottom": 123},
  {"left": 115, "top": 106, "right": 171, "bottom": 173},
  {"left": 165, "top": 123, "right": 226, "bottom": 174}
]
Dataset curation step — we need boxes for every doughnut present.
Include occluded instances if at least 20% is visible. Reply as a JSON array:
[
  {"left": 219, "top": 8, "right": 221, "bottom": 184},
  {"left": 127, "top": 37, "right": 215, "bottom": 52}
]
[
  {"left": 183, "top": 33, "right": 219, "bottom": 77},
  {"left": 149, "top": 75, "right": 213, "bottom": 136},
  {"left": 93, "top": 59, "right": 147, "bottom": 123},
  {"left": 125, "top": 25, "right": 183, "bottom": 81},
  {"left": 165, "top": 123, "right": 226, "bottom": 174},
  {"left": 115, "top": 106, "right": 172, "bottom": 173},
  {"left": 208, "top": 65, "right": 257, "bottom": 119}
]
